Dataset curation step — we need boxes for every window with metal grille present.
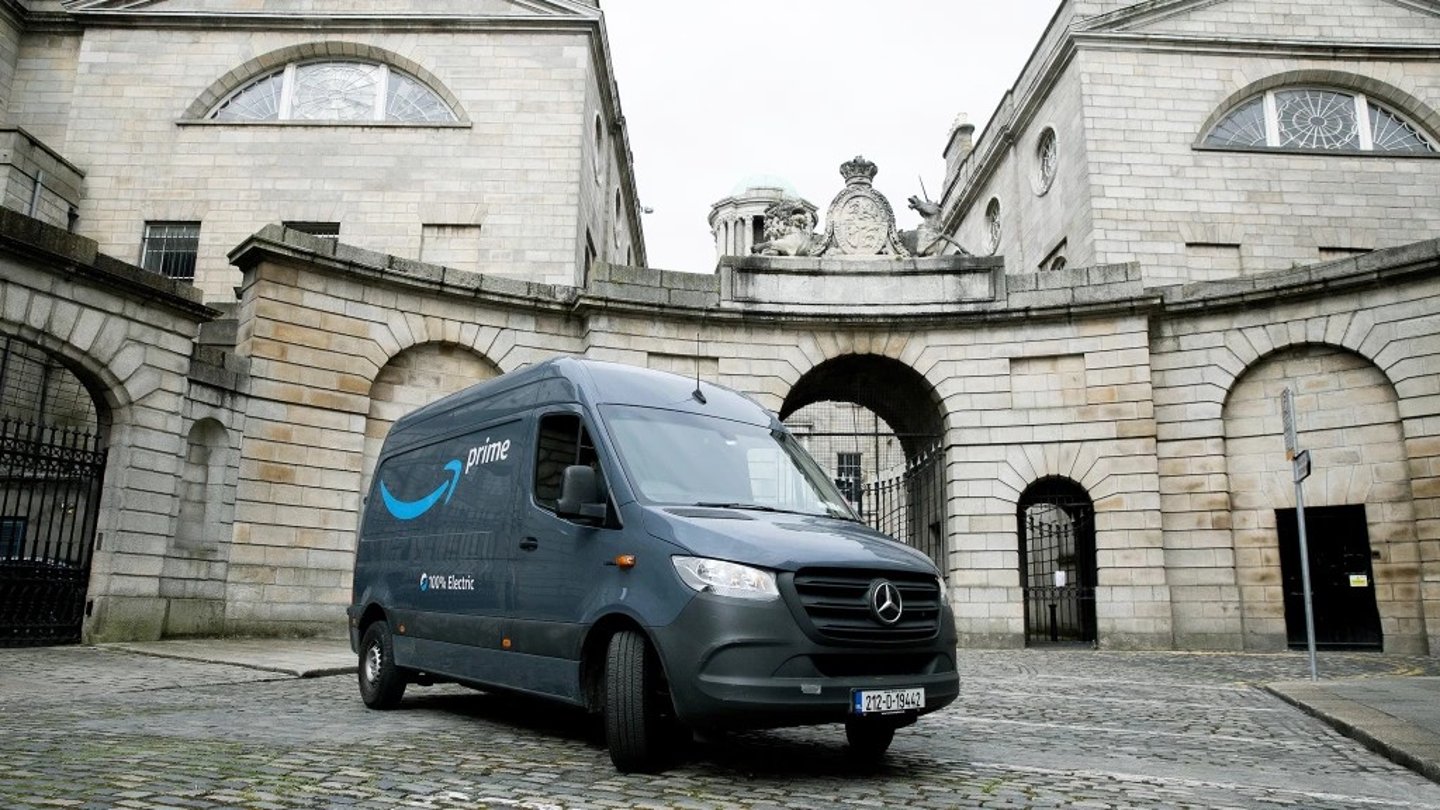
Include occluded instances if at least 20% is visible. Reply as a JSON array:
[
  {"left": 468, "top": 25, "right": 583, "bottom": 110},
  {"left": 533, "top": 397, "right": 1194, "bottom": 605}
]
[
  {"left": 141, "top": 222, "right": 200, "bottom": 281},
  {"left": 0, "top": 517, "right": 25, "bottom": 557},
  {"left": 835, "top": 451, "right": 862, "bottom": 503}
]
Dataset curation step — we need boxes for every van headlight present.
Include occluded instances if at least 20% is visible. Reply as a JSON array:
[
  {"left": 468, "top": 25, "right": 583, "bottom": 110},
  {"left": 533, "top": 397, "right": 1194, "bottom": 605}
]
[{"left": 672, "top": 556, "right": 779, "bottom": 601}]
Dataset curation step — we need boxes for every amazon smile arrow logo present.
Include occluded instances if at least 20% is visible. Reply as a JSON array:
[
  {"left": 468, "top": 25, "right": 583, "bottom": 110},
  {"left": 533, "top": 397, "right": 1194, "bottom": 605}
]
[{"left": 380, "top": 459, "right": 462, "bottom": 520}]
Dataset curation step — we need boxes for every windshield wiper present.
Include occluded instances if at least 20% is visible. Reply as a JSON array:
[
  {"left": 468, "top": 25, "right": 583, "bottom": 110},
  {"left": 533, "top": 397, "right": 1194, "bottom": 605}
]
[{"left": 693, "top": 502, "right": 811, "bottom": 516}]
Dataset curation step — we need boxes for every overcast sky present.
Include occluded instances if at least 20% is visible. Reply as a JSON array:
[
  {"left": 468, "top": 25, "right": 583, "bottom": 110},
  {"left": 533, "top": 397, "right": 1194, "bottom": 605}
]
[{"left": 600, "top": 0, "right": 1062, "bottom": 273}]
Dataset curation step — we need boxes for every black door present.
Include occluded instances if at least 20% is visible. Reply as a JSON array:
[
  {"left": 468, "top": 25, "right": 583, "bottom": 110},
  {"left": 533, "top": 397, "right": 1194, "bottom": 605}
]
[{"left": 1276, "top": 505, "right": 1382, "bottom": 650}]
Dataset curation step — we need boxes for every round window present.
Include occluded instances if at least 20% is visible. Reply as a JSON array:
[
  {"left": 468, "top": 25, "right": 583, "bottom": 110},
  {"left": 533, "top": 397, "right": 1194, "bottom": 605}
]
[{"left": 1034, "top": 128, "right": 1057, "bottom": 194}]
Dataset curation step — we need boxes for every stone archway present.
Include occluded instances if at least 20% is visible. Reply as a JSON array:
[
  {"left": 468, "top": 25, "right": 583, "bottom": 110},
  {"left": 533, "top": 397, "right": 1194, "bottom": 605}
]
[
  {"left": 1223, "top": 343, "right": 1425, "bottom": 654},
  {"left": 361, "top": 343, "right": 503, "bottom": 498},
  {"left": 1018, "top": 476, "right": 1098, "bottom": 646},
  {"left": 0, "top": 333, "right": 111, "bottom": 645},
  {"left": 779, "top": 353, "right": 947, "bottom": 567}
]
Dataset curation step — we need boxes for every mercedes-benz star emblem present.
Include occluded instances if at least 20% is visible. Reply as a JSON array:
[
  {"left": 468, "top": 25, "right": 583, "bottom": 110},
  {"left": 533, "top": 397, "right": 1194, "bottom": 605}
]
[{"left": 868, "top": 579, "right": 904, "bottom": 625}]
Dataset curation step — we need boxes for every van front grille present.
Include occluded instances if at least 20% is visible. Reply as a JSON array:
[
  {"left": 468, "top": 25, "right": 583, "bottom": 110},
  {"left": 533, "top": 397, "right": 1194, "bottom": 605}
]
[
  {"left": 809, "top": 653, "right": 946, "bottom": 678},
  {"left": 790, "top": 569, "right": 941, "bottom": 644}
]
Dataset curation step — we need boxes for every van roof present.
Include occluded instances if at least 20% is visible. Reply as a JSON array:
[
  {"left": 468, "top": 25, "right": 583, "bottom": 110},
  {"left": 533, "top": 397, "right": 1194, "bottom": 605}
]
[{"left": 384, "top": 356, "right": 776, "bottom": 450}]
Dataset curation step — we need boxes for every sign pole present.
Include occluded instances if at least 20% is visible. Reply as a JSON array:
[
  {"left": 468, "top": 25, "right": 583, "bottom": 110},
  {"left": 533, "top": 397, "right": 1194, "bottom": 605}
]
[{"left": 1281, "top": 387, "right": 1318, "bottom": 682}]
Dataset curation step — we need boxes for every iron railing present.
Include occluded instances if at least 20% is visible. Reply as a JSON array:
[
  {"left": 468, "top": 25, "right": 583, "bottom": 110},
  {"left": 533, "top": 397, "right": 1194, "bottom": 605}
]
[
  {"left": 842, "top": 443, "right": 945, "bottom": 570},
  {"left": 0, "top": 417, "right": 107, "bottom": 646}
]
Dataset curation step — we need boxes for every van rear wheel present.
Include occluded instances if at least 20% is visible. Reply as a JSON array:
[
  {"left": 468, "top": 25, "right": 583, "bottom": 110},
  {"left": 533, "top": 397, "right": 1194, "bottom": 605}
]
[
  {"left": 604, "top": 629, "right": 672, "bottom": 772},
  {"left": 358, "top": 620, "right": 407, "bottom": 709}
]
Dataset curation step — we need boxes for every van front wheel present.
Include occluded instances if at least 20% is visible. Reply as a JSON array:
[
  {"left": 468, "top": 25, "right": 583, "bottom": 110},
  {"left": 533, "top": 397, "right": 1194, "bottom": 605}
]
[
  {"left": 604, "top": 629, "right": 671, "bottom": 772},
  {"left": 358, "top": 620, "right": 407, "bottom": 709}
]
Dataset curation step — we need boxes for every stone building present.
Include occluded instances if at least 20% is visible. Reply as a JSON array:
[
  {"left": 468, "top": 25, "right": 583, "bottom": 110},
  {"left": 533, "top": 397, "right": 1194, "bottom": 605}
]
[{"left": 0, "top": 0, "right": 1436, "bottom": 657}]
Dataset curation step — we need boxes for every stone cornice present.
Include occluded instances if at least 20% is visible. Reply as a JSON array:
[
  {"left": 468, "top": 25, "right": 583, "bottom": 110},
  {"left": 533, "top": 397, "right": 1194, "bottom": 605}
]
[
  {"left": 593, "top": 12, "right": 646, "bottom": 267},
  {"left": 41, "top": 9, "right": 600, "bottom": 33},
  {"left": 0, "top": 208, "right": 217, "bottom": 322},
  {"left": 1072, "top": 31, "right": 1440, "bottom": 59},
  {"left": 1080, "top": 0, "right": 1440, "bottom": 33},
  {"left": 0, "top": 0, "right": 27, "bottom": 28},
  {"left": 941, "top": 35, "right": 1077, "bottom": 234},
  {"left": 229, "top": 227, "right": 1440, "bottom": 333},
  {"left": 1158, "top": 239, "right": 1440, "bottom": 315},
  {"left": 230, "top": 225, "right": 580, "bottom": 317}
]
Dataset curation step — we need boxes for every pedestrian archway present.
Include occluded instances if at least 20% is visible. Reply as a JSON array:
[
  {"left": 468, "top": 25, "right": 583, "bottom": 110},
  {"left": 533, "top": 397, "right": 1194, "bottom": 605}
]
[
  {"left": 1019, "top": 477, "right": 1097, "bottom": 646},
  {"left": 0, "top": 333, "right": 111, "bottom": 646},
  {"left": 779, "top": 354, "right": 946, "bottom": 568}
]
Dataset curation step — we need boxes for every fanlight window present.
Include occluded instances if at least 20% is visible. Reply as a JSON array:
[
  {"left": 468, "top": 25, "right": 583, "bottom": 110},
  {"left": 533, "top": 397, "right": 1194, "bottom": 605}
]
[
  {"left": 1204, "top": 88, "right": 1435, "bottom": 154},
  {"left": 210, "top": 61, "right": 456, "bottom": 123}
]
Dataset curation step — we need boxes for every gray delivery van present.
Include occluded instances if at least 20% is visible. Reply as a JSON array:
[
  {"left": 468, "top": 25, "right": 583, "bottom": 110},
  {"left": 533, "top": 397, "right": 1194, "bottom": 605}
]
[{"left": 348, "top": 357, "right": 958, "bottom": 771}]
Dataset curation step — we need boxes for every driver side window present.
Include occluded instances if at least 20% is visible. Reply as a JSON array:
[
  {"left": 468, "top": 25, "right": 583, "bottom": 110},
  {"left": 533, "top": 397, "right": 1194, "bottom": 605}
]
[{"left": 533, "top": 413, "right": 600, "bottom": 510}]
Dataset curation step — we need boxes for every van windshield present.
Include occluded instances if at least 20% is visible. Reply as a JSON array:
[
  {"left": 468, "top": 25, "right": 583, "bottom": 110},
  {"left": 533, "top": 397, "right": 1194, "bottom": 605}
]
[{"left": 601, "top": 405, "right": 858, "bottom": 520}]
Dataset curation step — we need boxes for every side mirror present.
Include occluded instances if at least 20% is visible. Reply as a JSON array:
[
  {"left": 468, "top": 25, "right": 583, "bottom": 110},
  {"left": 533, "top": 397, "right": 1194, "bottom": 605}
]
[{"left": 556, "top": 464, "right": 607, "bottom": 522}]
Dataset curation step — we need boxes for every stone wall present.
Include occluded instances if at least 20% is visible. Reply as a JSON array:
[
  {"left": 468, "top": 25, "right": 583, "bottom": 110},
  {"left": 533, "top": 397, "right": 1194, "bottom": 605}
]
[
  {"left": 1, "top": 10, "right": 642, "bottom": 304},
  {"left": 939, "top": 1, "right": 1440, "bottom": 287},
  {"left": 0, "top": 209, "right": 219, "bottom": 641},
  {"left": 3, "top": 212, "right": 1436, "bottom": 652},
  {"left": 1152, "top": 242, "right": 1440, "bottom": 654},
  {"left": 1080, "top": 49, "right": 1440, "bottom": 285}
]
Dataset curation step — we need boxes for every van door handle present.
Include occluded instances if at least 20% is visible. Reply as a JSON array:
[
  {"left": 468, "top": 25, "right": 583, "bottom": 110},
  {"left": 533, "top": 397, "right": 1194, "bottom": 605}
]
[{"left": 519, "top": 537, "right": 539, "bottom": 552}]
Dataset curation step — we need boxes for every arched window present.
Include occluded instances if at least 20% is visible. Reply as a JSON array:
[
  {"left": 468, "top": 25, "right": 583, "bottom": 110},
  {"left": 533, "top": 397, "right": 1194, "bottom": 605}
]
[
  {"left": 209, "top": 60, "right": 456, "bottom": 123},
  {"left": 1203, "top": 87, "right": 1436, "bottom": 154},
  {"left": 984, "top": 198, "right": 1002, "bottom": 255}
]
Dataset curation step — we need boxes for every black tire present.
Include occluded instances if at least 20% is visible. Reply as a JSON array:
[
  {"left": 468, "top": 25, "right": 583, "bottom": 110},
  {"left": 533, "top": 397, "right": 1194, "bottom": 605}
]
[
  {"left": 358, "top": 620, "right": 407, "bottom": 710},
  {"left": 604, "top": 629, "right": 672, "bottom": 773},
  {"left": 845, "top": 718, "right": 896, "bottom": 761}
]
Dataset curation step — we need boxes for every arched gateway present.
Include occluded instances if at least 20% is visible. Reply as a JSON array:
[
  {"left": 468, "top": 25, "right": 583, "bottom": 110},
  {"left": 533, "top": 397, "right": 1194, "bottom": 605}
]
[
  {"left": 0, "top": 334, "right": 110, "bottom": 645},
  {"left": 781, "top": 354, "right": 947, "bottom": 568}
]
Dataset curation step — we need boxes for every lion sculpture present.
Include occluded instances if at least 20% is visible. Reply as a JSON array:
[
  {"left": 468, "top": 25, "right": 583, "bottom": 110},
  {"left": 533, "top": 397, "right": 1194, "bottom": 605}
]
[{"left": 751, "top": 199, "right": 823, "bottom": 257}]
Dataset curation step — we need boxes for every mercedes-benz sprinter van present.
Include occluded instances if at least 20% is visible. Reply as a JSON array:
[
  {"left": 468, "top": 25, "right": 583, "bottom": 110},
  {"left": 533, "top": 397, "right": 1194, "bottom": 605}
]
[{"left": 348, "top": 357, "right": 958, "bottom": 771}]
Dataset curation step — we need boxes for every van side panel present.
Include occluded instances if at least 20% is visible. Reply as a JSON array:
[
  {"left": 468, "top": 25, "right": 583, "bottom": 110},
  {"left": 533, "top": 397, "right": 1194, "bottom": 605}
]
[{"left": 356, "top": 415, "right": 526, "bottom": 673}]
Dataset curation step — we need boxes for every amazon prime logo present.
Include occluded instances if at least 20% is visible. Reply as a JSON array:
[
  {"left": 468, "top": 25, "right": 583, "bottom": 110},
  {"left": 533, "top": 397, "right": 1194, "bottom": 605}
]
[{"left": 868, "top": 579, "right": 903, "bottom": 625}]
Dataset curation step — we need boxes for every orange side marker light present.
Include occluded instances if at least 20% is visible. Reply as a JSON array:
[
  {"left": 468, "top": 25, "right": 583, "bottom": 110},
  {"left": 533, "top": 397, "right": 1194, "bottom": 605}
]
[{"left": 614, "top": 554, "right": 637, "bottom": 570}]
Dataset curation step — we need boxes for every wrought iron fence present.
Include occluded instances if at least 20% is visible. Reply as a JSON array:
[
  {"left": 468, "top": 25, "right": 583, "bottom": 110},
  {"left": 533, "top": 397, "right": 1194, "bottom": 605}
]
[
  {"left": 841, "top": 442, "right": 945, "bottom": 570},
  {"left": 0, "top": 417, "right": 107, "bottom": 646}
]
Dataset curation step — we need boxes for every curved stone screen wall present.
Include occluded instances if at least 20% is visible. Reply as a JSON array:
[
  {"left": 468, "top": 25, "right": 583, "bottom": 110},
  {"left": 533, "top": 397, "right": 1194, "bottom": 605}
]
[{"left": 1224, "top": 345, "right": 1422, "bottom": 653}]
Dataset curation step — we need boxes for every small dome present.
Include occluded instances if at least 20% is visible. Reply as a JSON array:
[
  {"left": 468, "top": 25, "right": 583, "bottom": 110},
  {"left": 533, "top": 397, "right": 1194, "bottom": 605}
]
[{"left": 727, "top": 173, "right": 799, "bottom": 197}]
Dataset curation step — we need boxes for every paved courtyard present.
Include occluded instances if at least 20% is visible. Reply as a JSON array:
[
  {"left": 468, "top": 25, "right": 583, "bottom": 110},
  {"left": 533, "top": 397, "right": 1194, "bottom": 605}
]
[{"left": 3, "top": 645, "right": 1440, "bottom": 809}]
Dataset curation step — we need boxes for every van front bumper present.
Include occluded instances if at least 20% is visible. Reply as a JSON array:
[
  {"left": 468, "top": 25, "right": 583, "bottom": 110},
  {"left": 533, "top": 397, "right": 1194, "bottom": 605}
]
[{"left": 650, "top": 592, "right": 958, "bottom": 731}]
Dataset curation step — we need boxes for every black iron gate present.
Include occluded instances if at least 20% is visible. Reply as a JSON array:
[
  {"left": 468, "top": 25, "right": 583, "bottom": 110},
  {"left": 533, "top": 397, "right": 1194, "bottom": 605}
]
[
  {"left": 1019, "top": 478, "right": 1097, "bottom": 645},
  {"left": 0, "top": 417, "right": 107, "bottom": 646},
  {"left": 850, "top": 443, "right": 945, "bottom": 570}
]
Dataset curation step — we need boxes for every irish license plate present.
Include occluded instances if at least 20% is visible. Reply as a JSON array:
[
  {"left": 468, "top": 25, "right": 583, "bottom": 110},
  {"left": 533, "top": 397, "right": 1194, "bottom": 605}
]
[{"left": 852, "top": 688, "right": 925, "bottom": 715}]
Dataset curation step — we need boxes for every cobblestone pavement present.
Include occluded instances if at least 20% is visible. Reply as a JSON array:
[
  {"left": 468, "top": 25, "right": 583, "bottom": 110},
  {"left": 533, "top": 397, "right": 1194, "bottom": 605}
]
[{"left": 4, "top": 646, "right": 1440, "bottom": 809}]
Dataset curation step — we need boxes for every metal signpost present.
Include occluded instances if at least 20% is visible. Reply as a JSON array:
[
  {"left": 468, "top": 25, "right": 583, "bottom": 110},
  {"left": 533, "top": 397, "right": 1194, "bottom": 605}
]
[{"left": 1281, "top": 387, "right": 1318, "bottom": 681}]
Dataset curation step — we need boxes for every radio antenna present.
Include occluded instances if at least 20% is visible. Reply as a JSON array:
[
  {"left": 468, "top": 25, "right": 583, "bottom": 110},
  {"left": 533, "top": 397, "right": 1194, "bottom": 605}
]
[
  {"left": 918, "top": 175, "right": 930, "bottom": 202},
  {"left": 692, "top": 311, "right": 707, "bottom": 404}
]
